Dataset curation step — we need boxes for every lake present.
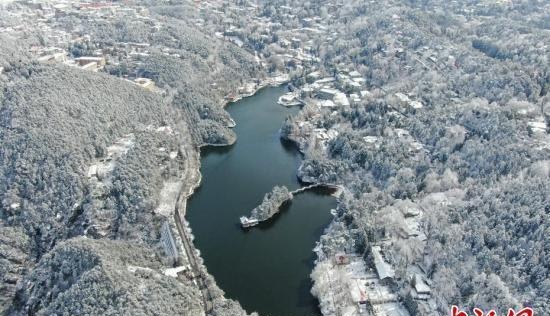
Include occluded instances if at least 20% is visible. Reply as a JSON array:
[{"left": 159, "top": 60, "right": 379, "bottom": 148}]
[{"left": 186, "top": 86, "right": 336, "bottom": 316}]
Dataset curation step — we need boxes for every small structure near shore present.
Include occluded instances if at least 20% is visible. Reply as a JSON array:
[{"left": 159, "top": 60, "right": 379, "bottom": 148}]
[
  {"left": 240, "top": 185, "right": 293, "bottom": 228},
  {"left": 240, "top": 216, "right": 259, "bottom": 227},
  {"left": 277, "top": 92, "right": 303, "bottom": 107}
]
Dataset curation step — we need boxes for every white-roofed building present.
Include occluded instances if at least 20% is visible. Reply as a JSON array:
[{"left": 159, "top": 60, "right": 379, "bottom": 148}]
[
  {"left": 334, "top": 92, "right": 350, "bottom": 106},
  {"left": 411, "top": 274, "right": 431, "bottom": 301},
  {"left": 349, "top": 70, "right": 362, "bottom": 78},
  {"left": 372, "top": 246, "right": 395, "bottom": 284}
]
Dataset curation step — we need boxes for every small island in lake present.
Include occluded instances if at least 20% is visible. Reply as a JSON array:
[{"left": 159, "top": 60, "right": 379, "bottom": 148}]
[{"left": 240, "top": 185, "right": 293, "bottom": 227}]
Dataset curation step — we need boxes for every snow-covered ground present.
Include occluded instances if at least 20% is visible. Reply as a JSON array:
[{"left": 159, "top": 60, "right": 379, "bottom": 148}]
[
  {"left": 311, "top": 253, "right": 410, "bottom": 316},
  {"left": 85, "top": 134, "right": 135, "bottom": 237},
  {"left": 155, "top": 182, "right": 183, "bottom": 217},
  {"left": 87, "top": 134, "right": 135, "bottom": 180}
]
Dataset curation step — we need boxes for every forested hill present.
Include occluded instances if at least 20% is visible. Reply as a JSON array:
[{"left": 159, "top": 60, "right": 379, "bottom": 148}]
[
  {"left": 0, "top": 45, "right": 201, "bottom": 314},
  {"left": 7, "top": 238, "right": 204, "bottom": 316},
  {"left": 1, "top": 52, "right": 180, "bottom": 253},
  {"left": 56, "top": 4, "right": 263, "bottom": 146},
  {"left": 0, "top": 19, "right": 254, "bottom": 314}
]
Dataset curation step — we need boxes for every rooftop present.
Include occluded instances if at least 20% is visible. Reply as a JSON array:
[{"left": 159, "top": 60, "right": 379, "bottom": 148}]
[{"left": 372, "top": 246, "right": 395, "bottom": 280}]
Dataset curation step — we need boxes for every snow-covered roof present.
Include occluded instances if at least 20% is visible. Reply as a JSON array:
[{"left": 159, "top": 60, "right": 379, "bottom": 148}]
[
  {"left": 315, "top": 77, "right": 336, "bottom": 84},
  {"left": 395, "top": 92, "right": 410, "bottom": 103},
  {"left": 348, "top": 80, "right": 362, "bottom": 87},
  {"left": 528, "top": 121, "right": 546, "bottom": 133},
  {"left": 164, "top": 266, "right": 187, "bottom": 278},
  {"left": 318, "top": 100, "right": 336, "bottom": 108},
  {"left": 307, "top": 71, "right": 321, "bottom": 79},
  {"left": 327, "top": 129, "right": 339, "bottom": 139},
  {"left": 349, "top": 70, "right": 361, "bottom": 78},
  {"left": 334, "top": 92, "right": 350, "bottom": 106},
  {"left": 349, "top": 279, "right": 368, "bottom": 303},
  {"left": 75, "top": 56, "right": 104, "bottom": 62},
  {"left": 319, "top": 87, "right": 339, "bottom": 95},
  {"left": 360, "top": 90, "right": 370, "bottom": 97},
  {"left": 87, "top": 165, "right": 98, "bottom": 178},
  {"left": 363, "top": 136, "right": 379, "bottom": 144},
  {"left": 410, "top": 100, "right": 423, "bottom": 109},
  {"left": 372, "top": 246, "right": 395, "bottom": 280},
  {"left": 240, "top": 216, "right": 258, "bottom": 226},
  {"left": 414, "top": 274, "right": 431, "bottom": 294}
]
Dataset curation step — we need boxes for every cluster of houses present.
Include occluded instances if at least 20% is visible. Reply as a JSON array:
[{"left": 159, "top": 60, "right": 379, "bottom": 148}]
[
  {"left": 198, "top": 0, "right": 338, "bottom": 97},
  {"left": 280, "top": 69, "right": 375, "bottom": 151},
  {"left": 35, "top": 46, "right": 107, "bottom": 72},
  {"left": 206, "top": 0, "right": 325, "bottom": 73},
  {"left": 1, "top": 1, "right": 162, "bottom": 92},
  {"left": 289, "top": 88, "right": 426, "bottom": 158},
  {"left": 313, "top": 248, "right": 409, "bottom": 316},
  {"left": 312, "top": 155, "right": 439, "bottom": 316},
  {"left": 314, "top": 239, "right": 437, "bottom": 316}
]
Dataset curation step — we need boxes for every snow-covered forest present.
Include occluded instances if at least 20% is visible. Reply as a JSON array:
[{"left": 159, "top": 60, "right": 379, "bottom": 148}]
[
  {"left": 253, "top": 1, "right": 548, "bottom": 314},
  {"left": 248, "top": 185, "right": 292, "bottom": 222},
  {"left": 0, "top": 0, "right": 548, "bottom": 315},
  {"left": 0, "top": 2, "right": 260, "bottom": 314}
]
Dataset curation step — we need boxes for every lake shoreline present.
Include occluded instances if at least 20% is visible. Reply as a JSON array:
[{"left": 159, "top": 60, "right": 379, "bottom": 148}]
[
  {"left": 181, "top": 84, "right": 338, "bottom": 314},
  {"left": 170, "top": 78, "right": 291, "bottom": 314}
]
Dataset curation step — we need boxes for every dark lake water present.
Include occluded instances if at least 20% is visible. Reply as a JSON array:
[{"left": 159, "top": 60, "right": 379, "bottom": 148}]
[{"left": 186, "top": 86, "right": 336, "bottom": 316}]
